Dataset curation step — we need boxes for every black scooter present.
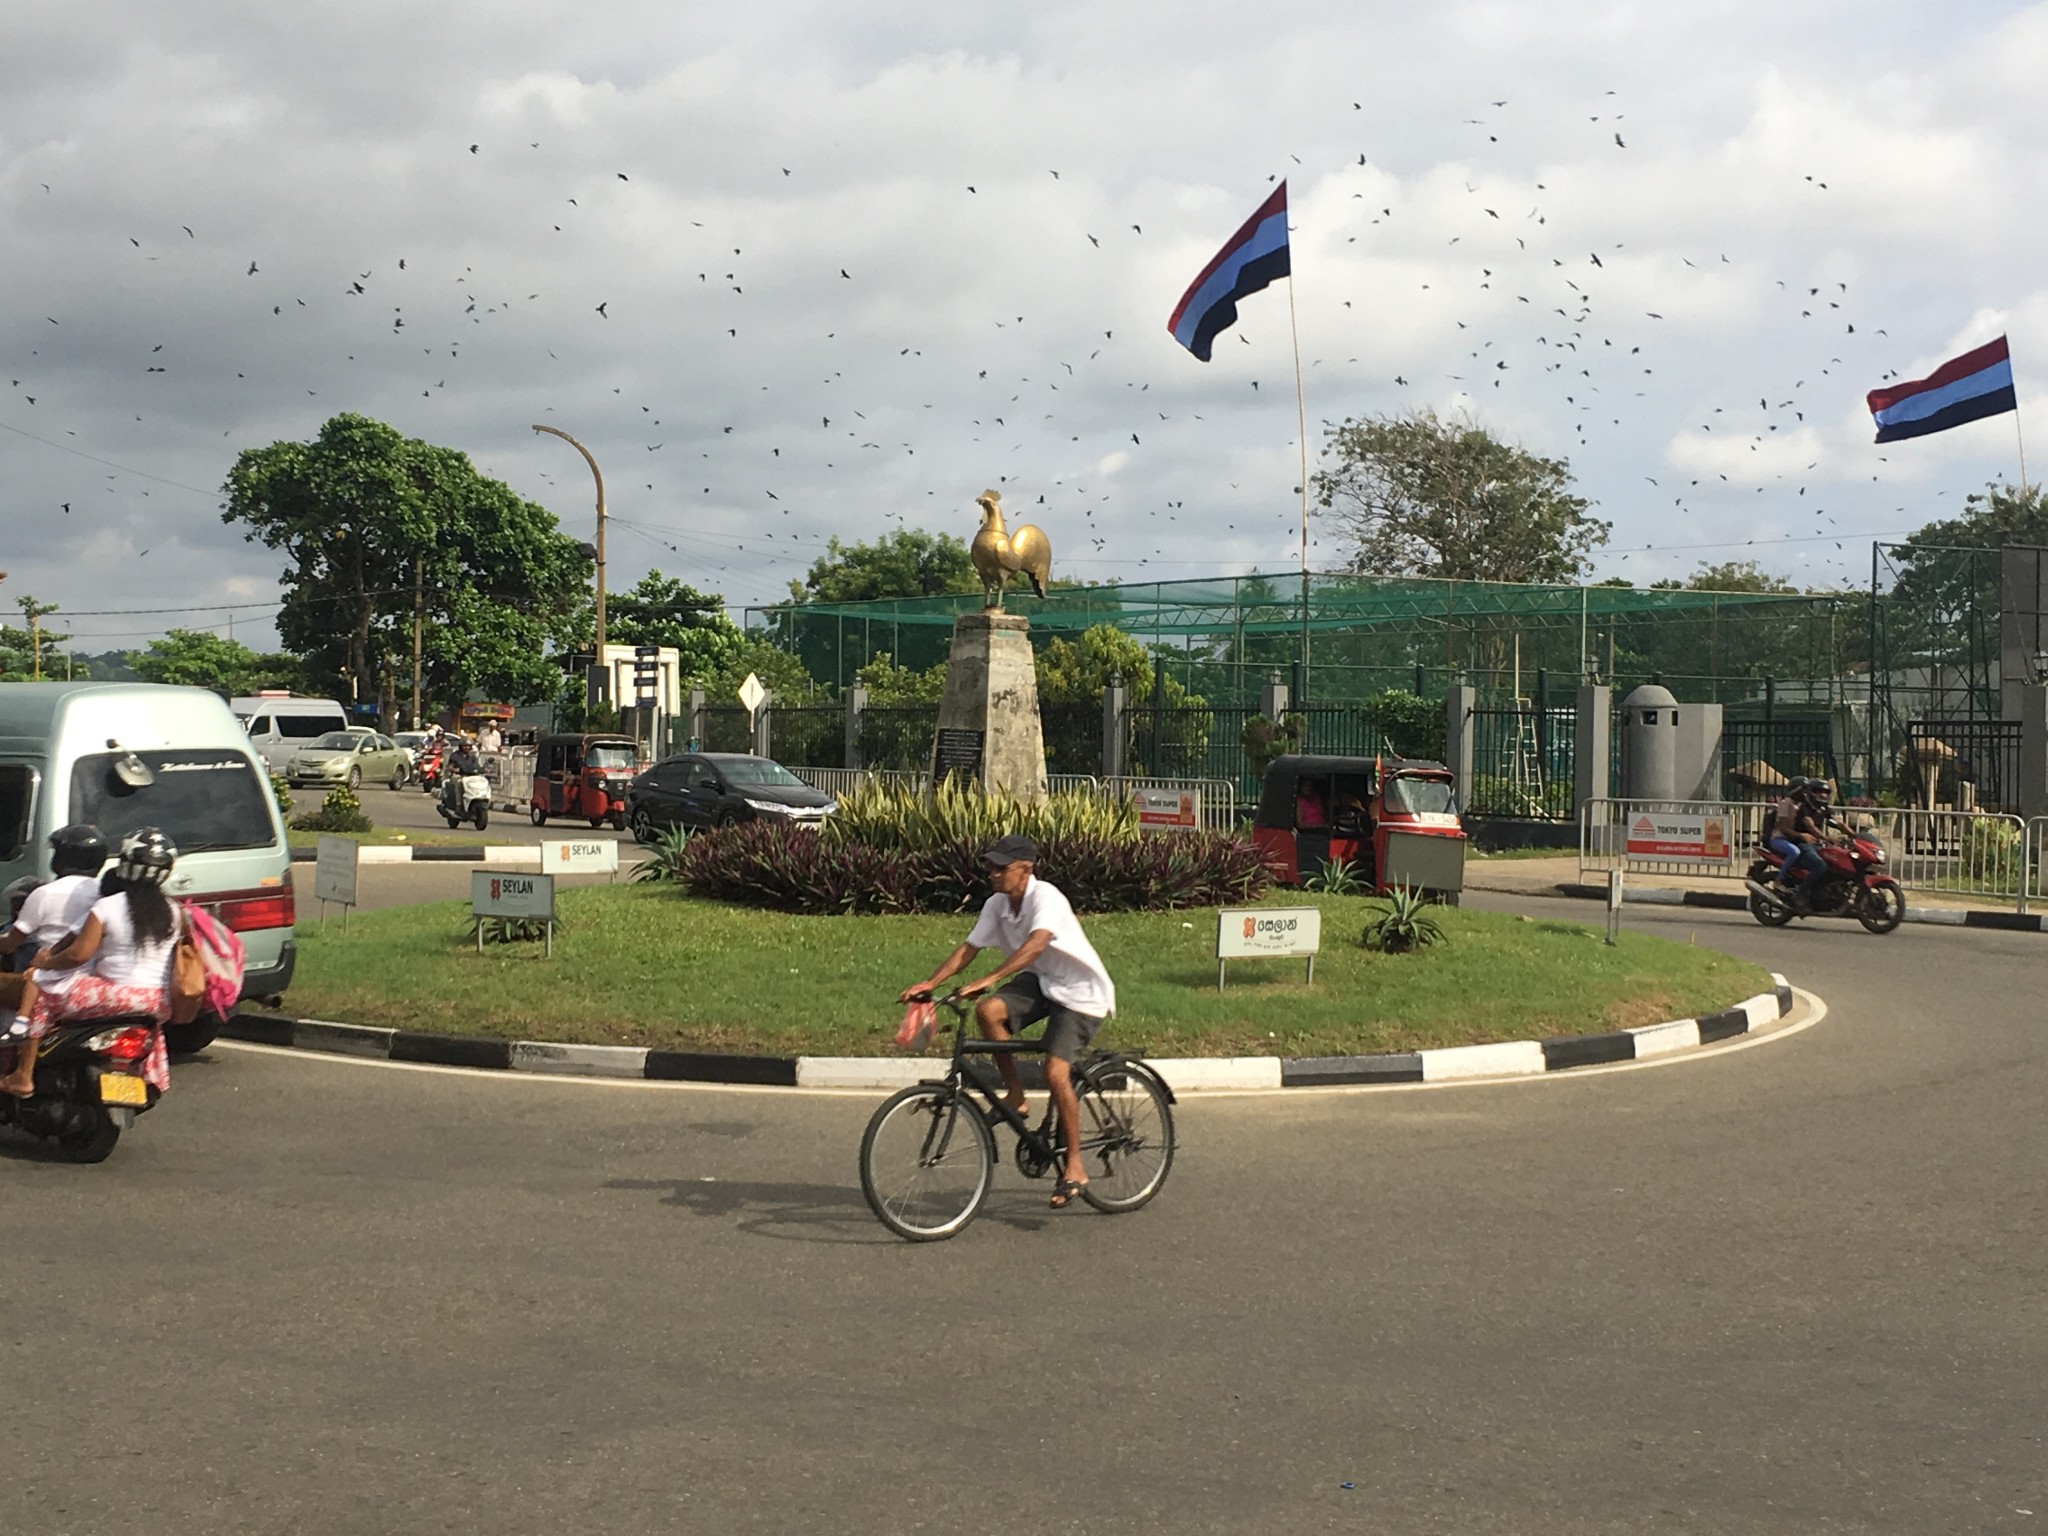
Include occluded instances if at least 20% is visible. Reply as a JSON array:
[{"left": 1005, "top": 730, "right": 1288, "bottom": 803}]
[{"left": 0, "top": 1016, "right": 162, "bottom": 1163}]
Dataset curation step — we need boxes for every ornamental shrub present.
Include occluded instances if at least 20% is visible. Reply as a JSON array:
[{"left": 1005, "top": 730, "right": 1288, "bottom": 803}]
[
  {"left": 290, "top": 783, "right": 372, "bottom": 833},
  {"left": 825, "top": 779, "right": 1136, "bottom": 851},
  {"left": 665, "top": 818, "right": 1273, "bottom": 915}
]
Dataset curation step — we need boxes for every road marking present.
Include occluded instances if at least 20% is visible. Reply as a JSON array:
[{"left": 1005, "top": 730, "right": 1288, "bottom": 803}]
[{"left": 213, "top": 989, "right": 1827, "bottom": 1101}]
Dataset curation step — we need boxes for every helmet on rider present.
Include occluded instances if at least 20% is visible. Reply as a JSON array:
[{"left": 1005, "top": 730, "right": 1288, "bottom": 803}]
[
  {"left": 1785, "top": 775, "right": 1812, "bottom": 798},
  {"left": 113, "top": 826, "right": 178, "bottom": 887},
  {"left": 47, "top": 823, "right": 109, "bottom": 877},
  {"left": 1808, "top": 778, "right": 1835, "bottom": 803}
]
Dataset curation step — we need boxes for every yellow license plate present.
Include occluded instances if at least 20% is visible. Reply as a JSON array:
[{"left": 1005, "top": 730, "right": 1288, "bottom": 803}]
[{"left": 99, "top": 1074, "right": 147, "bottom": 1106}]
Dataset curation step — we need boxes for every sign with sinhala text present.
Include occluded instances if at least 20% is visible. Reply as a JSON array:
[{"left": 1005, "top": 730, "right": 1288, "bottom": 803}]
[
  {"left": 1218, "top": 907, "right": 1322, "bottom": 958},
  {"left": 1624, "top": 813, "right": 1730, "bottom": 861},
  {"left": 1131, "top": 787, "right": 1200, "bottom": 833},
  {"left": 540, "top": 839, "right": 620, "bottom": 876},
  {"left": 471, "top": 870, "right": 556, "bottom": 921},
  {"left": 313, "top": 835, "right": 359, "bottom": 908}
]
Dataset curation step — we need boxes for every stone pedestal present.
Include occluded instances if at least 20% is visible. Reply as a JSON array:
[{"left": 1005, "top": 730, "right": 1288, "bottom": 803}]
[{"left": 933, "top": 612, "right": 1047, "bottom": 804}]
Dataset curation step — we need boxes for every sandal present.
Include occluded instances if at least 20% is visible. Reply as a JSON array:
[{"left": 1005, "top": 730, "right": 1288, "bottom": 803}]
[
  {"left": 981, "top": 1099, "right": 1028, "bottom": 1128},
  {"left": 1049, "top": 1177, "right": 1088, "bottom": 1210}
]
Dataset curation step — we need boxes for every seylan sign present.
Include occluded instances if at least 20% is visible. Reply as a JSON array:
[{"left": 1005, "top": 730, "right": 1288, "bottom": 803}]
[
  {"left": 1215, "top": 905, "right": 1322, "bottom": 988},
  {"left": 471, "top": 870, "right": 556, "bottom": 921},
  {"left": 313, "top": 834, "right": 359, "bottom": 912},
  {"left": 1131, "top": 787, "right": 1200, "bottom": 834},
  {"left": 540, "top": 839, "right": 621, "bottom": 876},
  {"left": 1624, "top": 812, "right": 1730, "bottom": 861}
]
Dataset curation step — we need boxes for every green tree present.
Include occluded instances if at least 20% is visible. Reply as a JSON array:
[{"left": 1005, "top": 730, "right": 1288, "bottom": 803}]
[
  {"left": 128, "top": 630, "right": 302, "bottom": 694},
  {"left": 222, "top": 413, "right": 592, "bottom": 718},
  {"left": 603, "top": 570, "right": 746, "bottom": 687},
  {"left": 703, "top": 635, "right": 824, "bottom": 705},
  {"left": 1313, "top": 408, "right": 1609, "bottom": 582},
  {"left": 1655, "top": 559, "right": 1799, "bottom": 594},
  {"left": 787, "top": 528, "right": 981, "bottom": 605},
  {"left": 853, "top": 651, "right": 947, "bottom": 706},
  {"left": 0, "top": 596, "right": 67, "bottom": 681}
]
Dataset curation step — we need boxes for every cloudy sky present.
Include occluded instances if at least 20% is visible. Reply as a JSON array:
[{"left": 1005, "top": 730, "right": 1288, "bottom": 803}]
[{"left": 6, "top": 1, "right": 2046, "bottom": 656}]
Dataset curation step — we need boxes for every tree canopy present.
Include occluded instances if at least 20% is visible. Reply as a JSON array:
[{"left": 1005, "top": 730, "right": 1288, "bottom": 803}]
[
  {"left": 787, "top": 528, "right": 980, "bottom": 605},
  {"left": 222, "top": 413, "right": 591, "bottom": 718},
  {"left": 1313, "top": 408, "right": 1609, "bottom": 583},
  {"left": 128, "top": 630, "right": 302, "bottom": 695},
  {"left": 603, "top": 570, "right": 746, "bottom": 687}
]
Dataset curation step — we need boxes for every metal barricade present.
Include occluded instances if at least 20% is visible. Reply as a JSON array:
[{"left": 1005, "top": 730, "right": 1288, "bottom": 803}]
[
  {"left": 1048, "top": 774, "right": 1101, "bottom": 796},
  {"left": 1578, "top": 798, "right": 1763, "bottom": 880},
  {"left": 791, "top": 767, "right": 928, "bottom": 798},
  {"left": 1105, "top": 776, "right": 1239, "bottom": 832},
  {"left": 1840, "top": 806, "right": 2027, "bottom": 908},
  {"left": 480, "top": 747, "right": 536, "bottom": 813},
  {"left": 1583, "top": 797, "right": 2031, "bottom": 908}
]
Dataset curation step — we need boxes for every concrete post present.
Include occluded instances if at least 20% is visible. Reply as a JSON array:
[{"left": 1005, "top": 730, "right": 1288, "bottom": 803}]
[
  {"left": 1102, "top": 675, "right": 1128, "bottom": 781},
  {"left": 752, "top": 690, "right": 773, "bottom": 758},
  {"left": 845, "top": 685, "right": 867, "bottom": 773},
  {"left": 2021, "top": 684, "right": 2048, "bottom": 822},
  {"left": 688, "top": 688, "right": 705, "bottom": 753},
  {"left": 1446, "top": 685, "right": 1476, "bottom": 811},
  {"left": 1575, "top": 684, "right": 1612, "bottom": 814}
]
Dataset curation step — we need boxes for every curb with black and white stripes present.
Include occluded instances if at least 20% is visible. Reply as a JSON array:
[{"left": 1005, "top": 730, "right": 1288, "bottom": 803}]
[
  {"left": 1554, "top": 881, "right": 2048, "bottom": 932},
  {"left": 220, "top": 974, "right": 1797, "bottom": 1091},
  {"left": 288, "top": 845, "right": 552, "bottom": 866}
]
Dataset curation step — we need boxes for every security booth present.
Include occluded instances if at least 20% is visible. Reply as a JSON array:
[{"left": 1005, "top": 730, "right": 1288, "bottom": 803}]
[
  {"left": 528, "top": 733, "right": 639, "bottom": 829},
  {"left": 1251, "top": 753, "right": 1467, "bottom": 899}
]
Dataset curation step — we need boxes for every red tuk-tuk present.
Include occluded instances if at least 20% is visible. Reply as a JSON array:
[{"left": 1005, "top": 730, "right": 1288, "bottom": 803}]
[
  {"left": 529, "top": 733, "right": 639, "bottom": 829},
  {"left": 1251, "top": 754, "right": 1467, "bottom": 899}
]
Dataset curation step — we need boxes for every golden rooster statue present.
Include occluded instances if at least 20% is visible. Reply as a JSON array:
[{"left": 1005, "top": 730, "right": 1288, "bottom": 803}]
[{"left": 969, "top": 489, "right": 1051, "bottom": 611}]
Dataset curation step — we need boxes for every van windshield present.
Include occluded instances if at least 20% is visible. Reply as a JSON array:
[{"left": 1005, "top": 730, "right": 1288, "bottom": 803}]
[
  {"left": 276, "top": 715, "right": 334, "bottom": 739},
  {"left": 70, "top": 751, "right": 276, "bottom": 855}
]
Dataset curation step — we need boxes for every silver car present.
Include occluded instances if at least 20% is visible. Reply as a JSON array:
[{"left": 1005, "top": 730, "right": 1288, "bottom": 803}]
[{"left": 286, "top": 729, "right": 410, "bottom": 790}]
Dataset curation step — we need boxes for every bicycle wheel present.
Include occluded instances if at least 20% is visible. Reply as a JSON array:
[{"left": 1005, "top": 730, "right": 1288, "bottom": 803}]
[
  {"left": 1070, "top": 1058, "right": 1175, "bottom": 1213},
  {"left": 859, "top": 1084, "right": 994, "bottom": 1241}
]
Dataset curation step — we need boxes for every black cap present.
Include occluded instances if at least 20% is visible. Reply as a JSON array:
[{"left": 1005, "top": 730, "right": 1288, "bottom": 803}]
[{"left": 979, "top": 833, "right": 1040, "bottom": 869}]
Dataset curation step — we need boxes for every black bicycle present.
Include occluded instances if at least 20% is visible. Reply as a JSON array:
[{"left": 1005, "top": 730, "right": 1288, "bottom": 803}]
[{"left": 858, "top": 993, "right": 1177, "bottom": 1242}]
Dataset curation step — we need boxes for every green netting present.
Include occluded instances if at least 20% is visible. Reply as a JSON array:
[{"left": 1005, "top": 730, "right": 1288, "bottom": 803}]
[{"left": 749, "top": 571, "right": 1857, "bottom": 708}]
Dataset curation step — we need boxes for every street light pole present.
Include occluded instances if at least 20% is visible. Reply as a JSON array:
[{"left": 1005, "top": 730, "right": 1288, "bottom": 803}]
[{"left": 531, "top": 423, "right": 608, "bottom": 674}]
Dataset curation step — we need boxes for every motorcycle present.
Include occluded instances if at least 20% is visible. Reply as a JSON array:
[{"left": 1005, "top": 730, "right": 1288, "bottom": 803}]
[
  {"left": 1743, "top": 826, "right": 1905, "bottom": 934},
  {"left": 440, "top": 768, "right": 492, "bottom": 831},
  {"left": 0, "top": 1016, "right": 162, "bottom": 1162},
  {"left": 416, "top": 738, "right": 446, "bottom": 795}
]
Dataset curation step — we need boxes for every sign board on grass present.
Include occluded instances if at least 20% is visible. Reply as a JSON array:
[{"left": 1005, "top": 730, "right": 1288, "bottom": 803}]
[
  {"left": 472, "top": 870, "right": 555, "bottom": 920},
  {"left": 1215, "top": 905, "right": 1321, "bottom": 989},
  {"left": 541, "top": 839, "right": 620, "bottom": 877},
  {"left": 1131, "top": 787, "right": 1200, "bottom": 834},
  {"left": 313, "top": 834, "right": 358, "bottom": 919},
  {"left": 1624, "top": 812, "right": 1730, "bottom": 862}
]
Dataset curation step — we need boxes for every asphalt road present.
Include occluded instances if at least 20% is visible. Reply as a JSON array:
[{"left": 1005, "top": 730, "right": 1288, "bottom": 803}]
[
  {"left": 9, "top": 893, "right": 2044, "bottom": 1534},
  {"left": 358, "top": 778, "right": 643, "bottom": 848}
]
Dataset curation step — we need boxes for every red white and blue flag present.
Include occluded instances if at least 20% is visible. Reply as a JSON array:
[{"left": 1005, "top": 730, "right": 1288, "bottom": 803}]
[
  {"left": 1167, "top": 183, "right": 1291, "bottom": 361},
  {"left": 1867, "top": 335, "right": 2017, "bottom": 443}
]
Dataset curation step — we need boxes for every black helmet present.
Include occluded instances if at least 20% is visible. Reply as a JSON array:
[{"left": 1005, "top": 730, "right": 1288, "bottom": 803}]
[
  {"left": 47, "top": 823, "right": 109, "bottom": 877},
  {"left": 113, "top": 826, "right": 178, "bottom": 887}
]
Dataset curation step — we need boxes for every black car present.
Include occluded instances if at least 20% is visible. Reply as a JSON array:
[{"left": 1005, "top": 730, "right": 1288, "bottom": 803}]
[{"left": 627, "top": 753, "right": 836, "bottom": 842}]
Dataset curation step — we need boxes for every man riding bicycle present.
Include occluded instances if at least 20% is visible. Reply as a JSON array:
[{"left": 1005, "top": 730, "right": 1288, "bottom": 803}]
[{"left": 899, "top": 833, "right": 1115, "bottom": 1210}]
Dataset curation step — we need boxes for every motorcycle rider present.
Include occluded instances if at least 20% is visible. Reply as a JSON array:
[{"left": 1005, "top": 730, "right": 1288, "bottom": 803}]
[
  {"left": 1767, "top": 777, "right": 1827, "bottom": 905},
  {"left": 0, "top": 825, "right": 109, "bottom": 1090},
  {"left": 441, "top": 736, "right": 482, "bottom": 814}
]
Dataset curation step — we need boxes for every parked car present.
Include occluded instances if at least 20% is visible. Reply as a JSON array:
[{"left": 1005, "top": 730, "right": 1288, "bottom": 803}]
[
  {"left": 286, "top": 729, "right": 410, "bottom": 791},
  {"left": 626, "top": 753, "right": 835, "bottom": 841}
]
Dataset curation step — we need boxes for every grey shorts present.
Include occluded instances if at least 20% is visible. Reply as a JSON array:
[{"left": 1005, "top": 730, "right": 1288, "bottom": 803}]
[{"left": 988, "top": 972, "right": 1102, "bottom": 1063}]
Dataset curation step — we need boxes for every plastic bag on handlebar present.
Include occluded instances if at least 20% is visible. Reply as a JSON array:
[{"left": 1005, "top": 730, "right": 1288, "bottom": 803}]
[{"left": 894, "top": 999, "right": 937, "bottom": 1050}]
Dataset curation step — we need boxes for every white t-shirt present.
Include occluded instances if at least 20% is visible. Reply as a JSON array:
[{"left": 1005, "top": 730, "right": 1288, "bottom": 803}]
[
  {"left": 86, "top": 892, "right": 180, "bottom": 992},
  {"left": 966, "top": 876, "right": 1116, "bottom": 1018},
  {"left": 13, "top": 874, "right": 100, "bottom": 953}
]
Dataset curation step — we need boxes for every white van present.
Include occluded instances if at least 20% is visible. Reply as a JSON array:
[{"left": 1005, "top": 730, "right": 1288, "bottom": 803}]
[
  {"left": 231, "top": 693, "right": 348, "bottom": 773},
  {"left": 0, "top": 683, "right": 296, "bottom": 1049}
]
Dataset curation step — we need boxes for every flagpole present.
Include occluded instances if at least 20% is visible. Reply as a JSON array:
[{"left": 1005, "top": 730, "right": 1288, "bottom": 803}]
[
  {"left": 2017, "top": 402, "right": 2030, "bottom": 490},
  {"left": 1287, "top": 262, "right": 1310, "bottom": 704}
]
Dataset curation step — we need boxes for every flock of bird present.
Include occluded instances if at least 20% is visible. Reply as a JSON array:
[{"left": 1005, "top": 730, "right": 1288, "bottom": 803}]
[{"left": 2, "top": 82, "right": 1980, "bottom": 648}]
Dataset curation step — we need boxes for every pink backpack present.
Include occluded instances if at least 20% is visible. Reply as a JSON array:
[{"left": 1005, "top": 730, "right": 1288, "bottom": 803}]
[{"left": 180, "top": 902, "right": 247, "bottom": 1020}]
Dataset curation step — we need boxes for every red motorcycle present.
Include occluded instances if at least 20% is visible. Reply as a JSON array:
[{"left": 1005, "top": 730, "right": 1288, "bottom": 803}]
[{"left": 1743, "top": 827, "right": 1905, "bottom": 934}]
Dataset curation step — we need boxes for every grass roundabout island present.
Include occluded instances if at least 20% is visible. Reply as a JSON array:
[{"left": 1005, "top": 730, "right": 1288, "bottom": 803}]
[{"left": 286, "top": 886, "right": 1770, "bottom": 1059}]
